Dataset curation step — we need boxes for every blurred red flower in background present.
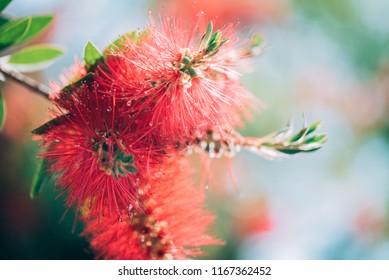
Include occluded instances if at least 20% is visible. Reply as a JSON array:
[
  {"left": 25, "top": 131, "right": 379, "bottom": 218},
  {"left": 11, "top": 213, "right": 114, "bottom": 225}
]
[{"left": 152, "top": 0, "right": 288, "bottom": 26}]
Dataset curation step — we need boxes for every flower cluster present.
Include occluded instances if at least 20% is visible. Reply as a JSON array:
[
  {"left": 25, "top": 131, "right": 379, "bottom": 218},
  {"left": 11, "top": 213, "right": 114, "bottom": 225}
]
[
  {"left": 82, "top": 156, "right": 222, "bottom": 259},
  {"left": 31, "top": 16, "right": 325, "bottom": 259}
]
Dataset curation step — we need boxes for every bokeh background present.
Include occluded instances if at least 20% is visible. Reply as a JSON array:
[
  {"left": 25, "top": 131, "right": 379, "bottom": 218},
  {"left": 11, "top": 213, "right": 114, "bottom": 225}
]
[{"left": 1, "top": 0, "right": 389, "bottom": 259}]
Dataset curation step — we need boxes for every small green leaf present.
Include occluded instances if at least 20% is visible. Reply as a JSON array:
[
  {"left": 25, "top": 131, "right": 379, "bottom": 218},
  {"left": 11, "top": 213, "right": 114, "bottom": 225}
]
[
  {"left": 218, "top": 38, "right": 229, "bottom": 48},
  {"left": 125, "top": 165, "right": 138, "bottom": 173},
  {"left": 30, "top": 158, "right": 51, "bottom": 199},
  {"left": 276, "top": 148, "right": 303, "bottom": 155},
  {"left": 306, "top": 121, "right": 322, "bottom": 135},
  {"left": 123, "top": 155, "right": 134, "bottom": 163},
  {"left": 202, "top": 21, "right": 213, "bottom": 44},
  {"left": 303, "top": 134, "right": 327, "bottom": 144},
  {"left": 303, "top": 147, "right": 322, "bottom": 153},
  {"left": 16, "top": 15, "right": 53, "bottom": 44},
  {"left": 208, "top": 31, "right": 220, "bottom": 46},
  {"left": 0, "top": 15, "right": 10, "bottom": 26},
  {"left": 115, "top": 151, "right": 125, "bottom": 161},
  {"left": 106, "top": 33, "right": 130, "bottom": 54},
  {"left": 289, "top": 127, "right": 309, "bottom": 142},
  {"left": 31, "top": 114, "right": 70, "bottom": 135},
  {"left": 0, "top": 0, "right": 12, "bottom": 13},
  {"left": 188, "top": 66, "right": 197, "bottom": 77},
  {"left": 84, "top": 41, "right": 102, "bottom": 69},
  {"left": 251, "top": 33, "right": 264, "bottom": 48},
  {"left": 0, "top": 91, "right": 5, "bottom": 130},
  {"left": 9, "top": 44, "right": 63, "bottom": 65},
  {"left": 0, "top": 17, "right": 31, "bottom": 50}
]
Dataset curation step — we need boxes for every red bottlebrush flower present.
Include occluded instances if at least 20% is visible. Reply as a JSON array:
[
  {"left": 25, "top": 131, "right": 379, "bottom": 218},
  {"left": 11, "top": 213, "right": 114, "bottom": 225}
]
[
  {"left": 34, "top": 68, "right": 174, "bottom": 214},
  {"left": 82, "top": 156, "right": 222, "bottom": 259},
  {"left": 94, "top": 17, "right": 260, "bottom": 143}
]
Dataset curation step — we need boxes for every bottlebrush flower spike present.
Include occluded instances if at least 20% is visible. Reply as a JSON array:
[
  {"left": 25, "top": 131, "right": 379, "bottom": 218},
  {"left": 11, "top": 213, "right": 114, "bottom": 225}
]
[
  {"left": 82, "top": 157, "right": 222, "bottom": 259},
  {"left": 32, "top": 60, "right": 175, "bottom": 213},
  {"left": 94, "top": 17, "right": 261, "bottom": 143}
]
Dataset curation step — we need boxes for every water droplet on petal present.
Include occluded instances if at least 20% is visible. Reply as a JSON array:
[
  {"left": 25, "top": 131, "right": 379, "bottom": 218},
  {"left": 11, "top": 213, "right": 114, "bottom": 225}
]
[
  {"left": 126, "top": 101, "right": 132, "bottom": 106},
  {"left": 107, "top": 106, "right": 112, "bottom": 112}
]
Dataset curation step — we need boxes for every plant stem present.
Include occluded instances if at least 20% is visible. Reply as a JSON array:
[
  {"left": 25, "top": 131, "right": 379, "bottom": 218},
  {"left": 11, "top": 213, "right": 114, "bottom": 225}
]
[{"left": 0, "top": 66, "right": 51, "bottom": 100}]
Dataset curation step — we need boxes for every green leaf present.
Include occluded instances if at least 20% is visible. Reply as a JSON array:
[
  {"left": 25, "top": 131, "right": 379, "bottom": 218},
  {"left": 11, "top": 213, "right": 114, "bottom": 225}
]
[
  {"left": 30, "top": 158, "right": 51, "bottom": 199},
  {"left": 0, "top": 17, "right": 31, "bottom": 50},
  {"left": 0, "top": 15, "right": 10, "bottom": 26},
  {"left": 0, "top": 91, "right": 5, "bottom": 130},
  {"left": 251, "top": 33, "right": 264, "bottom": 48},
  {"left": 306, "top": 121, "right": 322, "bottom": 135},
  {"left": 202, "top": 21, "right": 213, "bottom": 44},
  {"left": 276, "top": 148, "right": 303, "bottom": 155},
  {"left": 31, "top": 114, "right": 70, "bottom": 135},
  {"left": 9, "top": 44, "right": 63, "bottom": 65},
  {"left": 303, "top": 134, "right": 327, "bottom": 144},
  {"left": 106, "top": 33, "right": 130, "bottom": 54},
  {"left": 84, "top": 41, "right": 102, "bottom": 69},
  {"left": 289, "top": 127, "right": 309, "bottom": 142},
  {"left": 302, "top": 147, "right": 322, "bottom": 153},
  {"left": 207, "top": 31, "right": 221, "bottom": 48},
  {"left": 124, "top": 165, "right": 138, "bottom": 173},
  {"left": 16, "top": 15, "right": 53, "bottom": 44},
  {"left": 0, "top": 0, "right": 12, "bottom": 13},
  {"left": 123, "top": 155, "right": 134, "bottom": 163}
]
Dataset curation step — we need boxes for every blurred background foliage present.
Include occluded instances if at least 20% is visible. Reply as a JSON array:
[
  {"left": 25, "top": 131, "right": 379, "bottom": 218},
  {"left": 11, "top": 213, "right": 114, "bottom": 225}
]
[{"left": 1, "top": 0, "right": 389, "bottom": 259}]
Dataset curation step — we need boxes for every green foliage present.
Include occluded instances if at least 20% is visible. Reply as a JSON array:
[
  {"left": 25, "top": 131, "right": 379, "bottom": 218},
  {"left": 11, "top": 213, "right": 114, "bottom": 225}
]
[
  {"left": 9, "top": 44, "right": 63, "bottom": 65},
  {"left": 0, "top": 15, "right": 53, "bottom": 51},
  {"left": 30, "top": 158, "right": 51, "bottom": 199},
  {"left": 124, "top": 165, "right": 138, "bottom": 173},
  {"left": 0, "top": 17, "right": 31, "bottom": 50},
  {"left": 292, "top": 0, "right": 389, "bottom": 77},
  {"left": 105, "top": 33, "right": 130, "bottom": 54},
  {"left": 0, "top": 15, "right": 9, "bottom": 26},
  {"left": 251, "top": 34, "right": 264, "bottom": 48},
  {"left": 199, "top": 21, "right": 229, "bottom": 57},
  {"left": 201, "top": 21, "right": 213, "bottom": 45},
  {"left": 84, "top": 41, "right": 102, "bottom": 69},
  {"left": 256, "top": 120, "right": 327, "bottom": 159},
  {"left": 0, "top": 0, "right": 12, "bottom": 13},
  {"left": 31, "top": 114, "right": 70, "bottom": 135},
  {"left": 204, "top": 30, "right": 228, "bottom": 55},
  {"left": 16, "top": 15, "right": 53, "bottom": 44}
]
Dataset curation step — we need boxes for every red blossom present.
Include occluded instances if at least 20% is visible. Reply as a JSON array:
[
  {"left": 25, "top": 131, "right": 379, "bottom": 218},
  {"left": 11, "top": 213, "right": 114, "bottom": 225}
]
[
  {"left": 37, "top": 72, "right": 175, "bottom": 214},
  {"left": 94, "top": 17, "right": 259, "bottom": 143},
  {"left": 82, "top": 156, "right": 222, "bottom": 259}
]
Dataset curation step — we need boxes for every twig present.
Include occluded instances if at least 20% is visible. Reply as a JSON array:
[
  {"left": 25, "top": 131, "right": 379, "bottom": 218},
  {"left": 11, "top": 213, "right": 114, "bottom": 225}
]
[{"left": 0, "top": 66, "right": 51, "bottom": 100}]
